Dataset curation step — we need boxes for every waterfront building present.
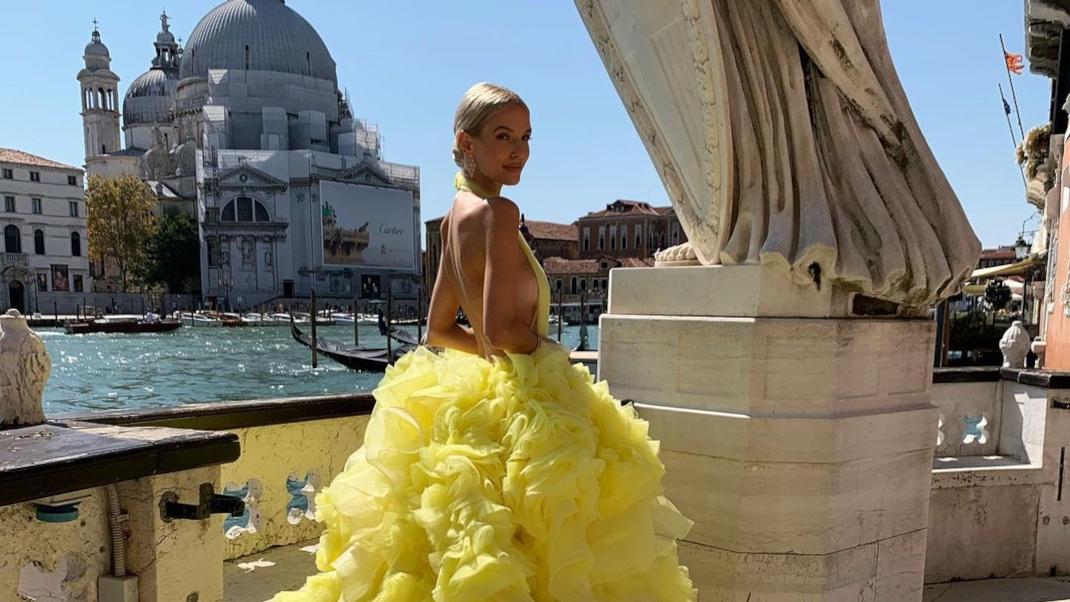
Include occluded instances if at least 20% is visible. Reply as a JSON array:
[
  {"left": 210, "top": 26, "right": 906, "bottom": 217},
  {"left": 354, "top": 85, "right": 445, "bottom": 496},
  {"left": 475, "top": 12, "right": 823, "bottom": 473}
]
[
  {"left": 576, "top": 199, "right": 684, "bottom": 260},
  {"left": 977, "top": 246, "right": 1018, "bottom": 269},
  {"left": 0, "top": 149, "right": 89, "bottom": 313},
  {"left": 1022, "top": 2, "right": 1070, "bottom": 364},
  {"left": 78, "top": 2, "right": 421, "bottom": 306}
]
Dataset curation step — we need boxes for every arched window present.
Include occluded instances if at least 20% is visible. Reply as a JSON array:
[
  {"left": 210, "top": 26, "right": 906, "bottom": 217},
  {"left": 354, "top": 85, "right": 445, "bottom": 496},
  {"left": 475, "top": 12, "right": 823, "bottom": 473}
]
[
  {"left": 580, "top": 278, "right": 587, "bottom": 291},
  {"left": 221, "top": 197, "right": 271, "bottom": 223},
  {"left": 570, "top": 277, "right": 578, "bottom": 294},
  {"left": 34, "top": 230, "right": 44, "bottom": 255},
  {"left": 71, "top": 232, "right": 81, "bottom": 257},
  {"left": 555, "top": 279, "right": 562, "bottom": 291},
  {"left": 4, "top": 225, "right": 21, "bottom": 253},
  {"left": 98, "top": 88, "right": 106, "bottom": 109}
]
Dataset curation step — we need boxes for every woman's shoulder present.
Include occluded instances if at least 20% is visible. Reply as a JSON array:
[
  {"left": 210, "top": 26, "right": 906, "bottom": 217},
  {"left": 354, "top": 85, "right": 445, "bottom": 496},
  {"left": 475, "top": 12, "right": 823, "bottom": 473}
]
[{"left": 452, "top": 193, "right": 520, "bottom": 228}]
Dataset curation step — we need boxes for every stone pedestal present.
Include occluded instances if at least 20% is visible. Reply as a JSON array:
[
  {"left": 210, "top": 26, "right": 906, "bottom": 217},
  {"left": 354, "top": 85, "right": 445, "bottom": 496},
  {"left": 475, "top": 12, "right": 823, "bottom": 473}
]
[{"left": 599, "top": 265, "right": 938, "bottom": 600}]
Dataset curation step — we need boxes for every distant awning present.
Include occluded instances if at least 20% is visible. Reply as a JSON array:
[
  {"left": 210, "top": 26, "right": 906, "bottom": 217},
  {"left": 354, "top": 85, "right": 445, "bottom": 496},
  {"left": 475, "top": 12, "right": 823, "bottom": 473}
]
[{"left": 969, "top": 252, "right": 1045, "bottom": 280}]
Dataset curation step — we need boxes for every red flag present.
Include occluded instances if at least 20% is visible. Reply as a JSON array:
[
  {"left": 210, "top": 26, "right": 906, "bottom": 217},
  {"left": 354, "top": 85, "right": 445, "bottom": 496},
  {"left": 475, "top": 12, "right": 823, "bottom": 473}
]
[{"left": 1005, "top": 51, "right": 1024, "bottom": 75}]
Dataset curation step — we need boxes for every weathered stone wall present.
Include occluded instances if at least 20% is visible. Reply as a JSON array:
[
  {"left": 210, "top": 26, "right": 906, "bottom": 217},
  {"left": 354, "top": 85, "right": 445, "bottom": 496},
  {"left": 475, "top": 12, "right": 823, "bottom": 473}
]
[
  {"left": 219, "top": 414, "right": 370, "bottom": 559},
  {"left": 0, "top": 489, "right": 109, "bottom": 601}
]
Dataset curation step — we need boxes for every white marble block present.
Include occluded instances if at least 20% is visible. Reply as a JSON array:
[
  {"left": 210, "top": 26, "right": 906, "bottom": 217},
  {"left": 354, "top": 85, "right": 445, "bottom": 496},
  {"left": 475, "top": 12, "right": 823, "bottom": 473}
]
[{"left": 598, "top": 265, "right": 938, "bottom": 600}]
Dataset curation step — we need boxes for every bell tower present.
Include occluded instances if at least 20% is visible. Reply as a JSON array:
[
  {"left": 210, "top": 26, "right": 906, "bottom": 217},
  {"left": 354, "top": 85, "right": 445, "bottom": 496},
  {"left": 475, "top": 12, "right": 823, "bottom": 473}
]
[{"left": 77, "top": 21, "right": 121, "bottom": 165}]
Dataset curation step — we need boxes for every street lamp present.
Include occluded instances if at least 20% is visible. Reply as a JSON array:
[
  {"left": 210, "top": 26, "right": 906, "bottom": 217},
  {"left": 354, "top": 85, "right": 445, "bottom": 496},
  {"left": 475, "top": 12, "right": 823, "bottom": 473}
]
[{"left": 1014, "top": 235, "right": 1030, "bottom": 261}]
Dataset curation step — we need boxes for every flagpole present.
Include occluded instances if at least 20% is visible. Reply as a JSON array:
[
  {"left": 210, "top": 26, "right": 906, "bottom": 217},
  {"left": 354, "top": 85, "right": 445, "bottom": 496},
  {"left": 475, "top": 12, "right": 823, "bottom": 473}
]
[
  {"left": 1000, "top": 33, "right": 1026, "bottom": 139},
  {"left": 1000, "top": 83, "right": 1028, "bottom": 190}
]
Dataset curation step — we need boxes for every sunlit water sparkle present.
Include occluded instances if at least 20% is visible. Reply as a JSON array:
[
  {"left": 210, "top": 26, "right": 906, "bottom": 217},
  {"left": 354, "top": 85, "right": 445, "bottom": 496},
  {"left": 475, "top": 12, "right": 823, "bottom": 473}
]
[{"left": 40, "top": 324, "right": 599, "bottom": 415}]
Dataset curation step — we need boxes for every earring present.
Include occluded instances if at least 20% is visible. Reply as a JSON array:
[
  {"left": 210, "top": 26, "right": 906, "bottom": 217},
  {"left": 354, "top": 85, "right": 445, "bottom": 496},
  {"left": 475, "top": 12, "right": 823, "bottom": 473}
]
[{"left": 463, "top": 153, "right": 477, "bottom": 179}]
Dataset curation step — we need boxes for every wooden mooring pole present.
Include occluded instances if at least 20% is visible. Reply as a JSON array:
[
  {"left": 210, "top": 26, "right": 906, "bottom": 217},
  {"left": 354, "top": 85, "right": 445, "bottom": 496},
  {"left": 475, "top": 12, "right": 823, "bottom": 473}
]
[
  {"left": 353, "top": 293, "right": 359, "bottom": 347},
  {"left": 310, "top": 289, "right": 318, "bottom": 369},
  {"left": 417, "top": 288, "right": 424, "bottom": 345},
  {"left": 386, "top": 287, "right": 393, "bottom": 362}
]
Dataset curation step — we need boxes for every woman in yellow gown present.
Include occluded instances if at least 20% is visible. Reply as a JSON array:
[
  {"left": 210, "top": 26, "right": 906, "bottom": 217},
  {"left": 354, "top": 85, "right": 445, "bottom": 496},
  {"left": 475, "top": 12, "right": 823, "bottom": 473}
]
[{"left": 274, "top": 83, "right": 696, "bottom": 602}]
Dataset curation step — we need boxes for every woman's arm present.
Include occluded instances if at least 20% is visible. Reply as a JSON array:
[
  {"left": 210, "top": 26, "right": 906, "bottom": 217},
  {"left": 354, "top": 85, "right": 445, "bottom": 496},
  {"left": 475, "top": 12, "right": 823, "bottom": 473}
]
[
  {"left": 425, "top": 228, "right": 480, "bottom": 355},
  {"left": 482, "top": 198, "right": 541, "bottom": 354}
]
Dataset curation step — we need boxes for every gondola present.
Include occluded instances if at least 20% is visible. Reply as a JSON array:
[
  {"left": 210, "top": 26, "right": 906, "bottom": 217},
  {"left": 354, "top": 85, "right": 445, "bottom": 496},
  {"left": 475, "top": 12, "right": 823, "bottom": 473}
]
[{"left": 290, "top": 319, "right": 414, "bottom": 372}]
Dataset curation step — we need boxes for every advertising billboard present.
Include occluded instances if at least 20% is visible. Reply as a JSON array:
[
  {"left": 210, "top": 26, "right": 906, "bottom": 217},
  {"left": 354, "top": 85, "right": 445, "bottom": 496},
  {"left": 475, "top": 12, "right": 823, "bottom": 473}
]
[{"left": 320, "top": 181, "right": 416, "bottom": 271}]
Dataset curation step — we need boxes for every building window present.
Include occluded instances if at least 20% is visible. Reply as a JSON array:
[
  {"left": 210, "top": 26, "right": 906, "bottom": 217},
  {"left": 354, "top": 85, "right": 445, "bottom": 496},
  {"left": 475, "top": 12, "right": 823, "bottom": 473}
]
[
  {"left": 622, "top": 232, "right": 627, "bottom": 251},
  {"left": 221, "top": 197, "right": 270, "bottom": 223},
  {"left": 68, "top": 175, "right": 78, "bottom": 186},
  {"left": 4, "top": 224, "right": 21, "bottom": 253},
  {"left": 29, "top": 171, "right": 40, "bottom": 182},
  {"left": 571, "top": 277, "right": 578, "bottom": 294},
  {"left": 580, "top": 278, "right": 587, "bottom": 290},
  {"left": 36, "top": 273, "right": 48, "bottom": 292},
  {"left": 32, "top": 198, "right": 41, "bottom": 215},
  {"left": 4, "top": 196, "right": 14, "bottom": 212},
  {"left": 69, "top": 201, "right": 79, "bottom": 217},
  {"left": 34, "top": 229, "right": 45, "bottom": 255},
  {"left": 555, "top": 279, "right": 562, "bottom": 291},
  {"left": 73, "top": 274, "right": 84, "bottom": 293},
  {"left": 2, "top": 169, "right": 11, "bottom": 179},
  {"left": 71, "top": 232, "right": 81, "bottom": 257}
]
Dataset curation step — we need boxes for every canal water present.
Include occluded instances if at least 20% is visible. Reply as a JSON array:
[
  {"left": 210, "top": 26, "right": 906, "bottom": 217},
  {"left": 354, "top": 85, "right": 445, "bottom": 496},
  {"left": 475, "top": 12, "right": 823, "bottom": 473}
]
[{"left": 40, "top": 324, "right": 599, "bottom": 415}]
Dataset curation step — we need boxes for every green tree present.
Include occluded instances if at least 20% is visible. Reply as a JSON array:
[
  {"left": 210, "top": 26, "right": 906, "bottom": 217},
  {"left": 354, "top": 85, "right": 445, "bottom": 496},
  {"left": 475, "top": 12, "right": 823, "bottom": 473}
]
[
  {"left": 140, "top": 213, "right": 201, "bottom": 293},
  {"left": 85, "top": 175, "right": 157, "bottom": 291}
]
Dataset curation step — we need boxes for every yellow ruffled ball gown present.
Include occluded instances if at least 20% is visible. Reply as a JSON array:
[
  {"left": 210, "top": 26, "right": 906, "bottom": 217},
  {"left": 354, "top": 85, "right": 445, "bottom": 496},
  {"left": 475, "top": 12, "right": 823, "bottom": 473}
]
[{"left": 275, "top": 206, "right": 695, "bottom": 602}]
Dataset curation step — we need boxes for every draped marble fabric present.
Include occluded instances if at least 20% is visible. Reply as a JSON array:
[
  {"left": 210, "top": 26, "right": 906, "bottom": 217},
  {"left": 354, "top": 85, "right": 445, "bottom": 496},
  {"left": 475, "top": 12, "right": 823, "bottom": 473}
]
[{"left": 576, "top": 0, "right": 981, "bottom": 306}]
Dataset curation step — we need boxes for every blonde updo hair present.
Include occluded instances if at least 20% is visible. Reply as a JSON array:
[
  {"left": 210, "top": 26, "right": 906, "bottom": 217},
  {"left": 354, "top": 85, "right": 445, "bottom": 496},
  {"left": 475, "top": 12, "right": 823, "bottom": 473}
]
[{"left": 453, "top": 82, "right": 528, "bottom": 168}]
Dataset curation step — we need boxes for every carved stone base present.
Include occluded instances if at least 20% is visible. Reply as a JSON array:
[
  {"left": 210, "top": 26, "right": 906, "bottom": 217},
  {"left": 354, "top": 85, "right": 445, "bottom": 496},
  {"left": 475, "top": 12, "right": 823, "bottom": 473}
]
[{"left": 599, "top": 266, "right": 937, "bottom": 600}]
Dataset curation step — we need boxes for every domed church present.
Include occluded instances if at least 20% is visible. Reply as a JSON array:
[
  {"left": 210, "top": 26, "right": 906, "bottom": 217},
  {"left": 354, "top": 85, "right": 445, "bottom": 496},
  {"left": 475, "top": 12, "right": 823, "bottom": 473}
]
[{"left": 78, "top": 0, "right": 421, "bottom": 306}]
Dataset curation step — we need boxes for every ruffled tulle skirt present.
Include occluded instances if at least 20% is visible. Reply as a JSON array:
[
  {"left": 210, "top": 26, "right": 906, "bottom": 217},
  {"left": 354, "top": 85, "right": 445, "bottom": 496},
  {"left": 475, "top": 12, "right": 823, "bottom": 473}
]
[{"left": 274, "top": 343, "right": 696, "bottom": 601}]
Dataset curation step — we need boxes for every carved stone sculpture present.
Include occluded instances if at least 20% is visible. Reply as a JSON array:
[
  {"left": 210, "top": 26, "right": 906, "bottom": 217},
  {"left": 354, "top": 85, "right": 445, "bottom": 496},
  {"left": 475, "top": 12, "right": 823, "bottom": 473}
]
[
  {"left": 140, "top": 126, "right": 177, "bottom": 180},
  {"left": 0, "top": 309, "right": 51, "bottom": 428},
  {"left": 576, "top": 0, "right": 981, "bottom": 306},
  {"left": 999, "top": 320, "right": 1031, "bottom": 368}
]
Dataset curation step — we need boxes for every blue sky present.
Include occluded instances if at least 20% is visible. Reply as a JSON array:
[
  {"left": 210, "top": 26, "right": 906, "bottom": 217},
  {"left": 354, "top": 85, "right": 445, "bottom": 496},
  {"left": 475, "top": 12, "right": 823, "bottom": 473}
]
[{"left": 0, "top": 1, "right": 1049, "bottom": 248}]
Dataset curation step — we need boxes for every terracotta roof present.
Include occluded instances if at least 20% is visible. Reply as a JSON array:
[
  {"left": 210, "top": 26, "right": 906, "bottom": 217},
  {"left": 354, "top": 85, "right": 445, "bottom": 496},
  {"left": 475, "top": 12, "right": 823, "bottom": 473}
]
[
  {"left": 618, "top": 257, "right": 655, "bottom": 268},
  {"left": 653, "top": 206, "right": 674, "bottom": 215},
  {"left": 0, "top": 148, "right": 81, "bottom": 171},
  {"left": 426, "top": 215, "right": 576, "bottom": 241},
  {"left": 980, "top": 247, "right": 1017, "bottom": 260},
  {"left": 580, "top": 199, "right": 667, "bottom": 219},
  {"left": 543, "top": 257, "right": 604, "bottom": 275},
  {"left": 524, "top": 219, "right": 576, "bottom": 241}
]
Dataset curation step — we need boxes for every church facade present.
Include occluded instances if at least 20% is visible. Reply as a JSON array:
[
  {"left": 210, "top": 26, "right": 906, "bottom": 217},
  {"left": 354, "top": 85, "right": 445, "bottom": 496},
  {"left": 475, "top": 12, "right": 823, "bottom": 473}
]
[{"left": 77, "top": 1, "right": 421, "bottom": 307}]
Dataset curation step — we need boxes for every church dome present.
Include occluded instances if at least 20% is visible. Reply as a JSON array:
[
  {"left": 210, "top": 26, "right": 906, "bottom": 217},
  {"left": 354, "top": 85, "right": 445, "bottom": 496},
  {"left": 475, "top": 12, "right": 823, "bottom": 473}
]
[
  {"left": 179, "top": 0, "right": 336, "bottom": 83},
  {"left": 123, "top": 69, "right": 178, "bottom": 125}
]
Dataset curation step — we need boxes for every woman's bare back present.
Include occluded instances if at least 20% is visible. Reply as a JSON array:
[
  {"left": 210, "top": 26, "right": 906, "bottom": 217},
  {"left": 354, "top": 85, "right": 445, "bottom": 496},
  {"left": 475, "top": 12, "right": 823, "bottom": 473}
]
[{"left": 436, "top": 191, "right": 540, "bottom": 358}]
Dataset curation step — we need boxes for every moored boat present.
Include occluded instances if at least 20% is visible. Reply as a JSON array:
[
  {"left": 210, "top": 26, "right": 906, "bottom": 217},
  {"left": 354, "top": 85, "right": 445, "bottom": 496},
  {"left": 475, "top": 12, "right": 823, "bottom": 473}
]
[{"left": 65, "top": 315, "right": 182, "bottom": 335}]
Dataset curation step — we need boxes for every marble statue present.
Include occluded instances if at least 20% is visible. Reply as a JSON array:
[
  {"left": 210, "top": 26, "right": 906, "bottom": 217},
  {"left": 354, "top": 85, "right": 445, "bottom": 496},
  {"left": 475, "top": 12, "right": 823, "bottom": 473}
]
[
  {"left": 0, "top": 310, "right": 51, "bottom": 428},
  {"left": 141, "top": 126, "right": 177, "bottom": 180},
  {"left": 999, "top": 320, "right": 1031, "bottom": 368},
  {"left": 575, "top": 0, "right": 981, "bottom": 307}
]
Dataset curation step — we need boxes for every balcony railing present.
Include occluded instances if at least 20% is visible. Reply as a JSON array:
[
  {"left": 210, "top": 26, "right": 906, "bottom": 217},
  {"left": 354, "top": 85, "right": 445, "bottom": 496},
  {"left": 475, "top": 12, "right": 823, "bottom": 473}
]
[{"left": 0, "top": 252, "right": 28, "bottom": 268}]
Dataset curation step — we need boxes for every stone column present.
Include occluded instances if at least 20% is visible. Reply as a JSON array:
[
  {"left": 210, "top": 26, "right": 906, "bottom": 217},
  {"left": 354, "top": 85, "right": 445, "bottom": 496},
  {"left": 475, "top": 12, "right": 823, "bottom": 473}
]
[{"left": 599, "top": 265, "right": 938, "bottom": 600}]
